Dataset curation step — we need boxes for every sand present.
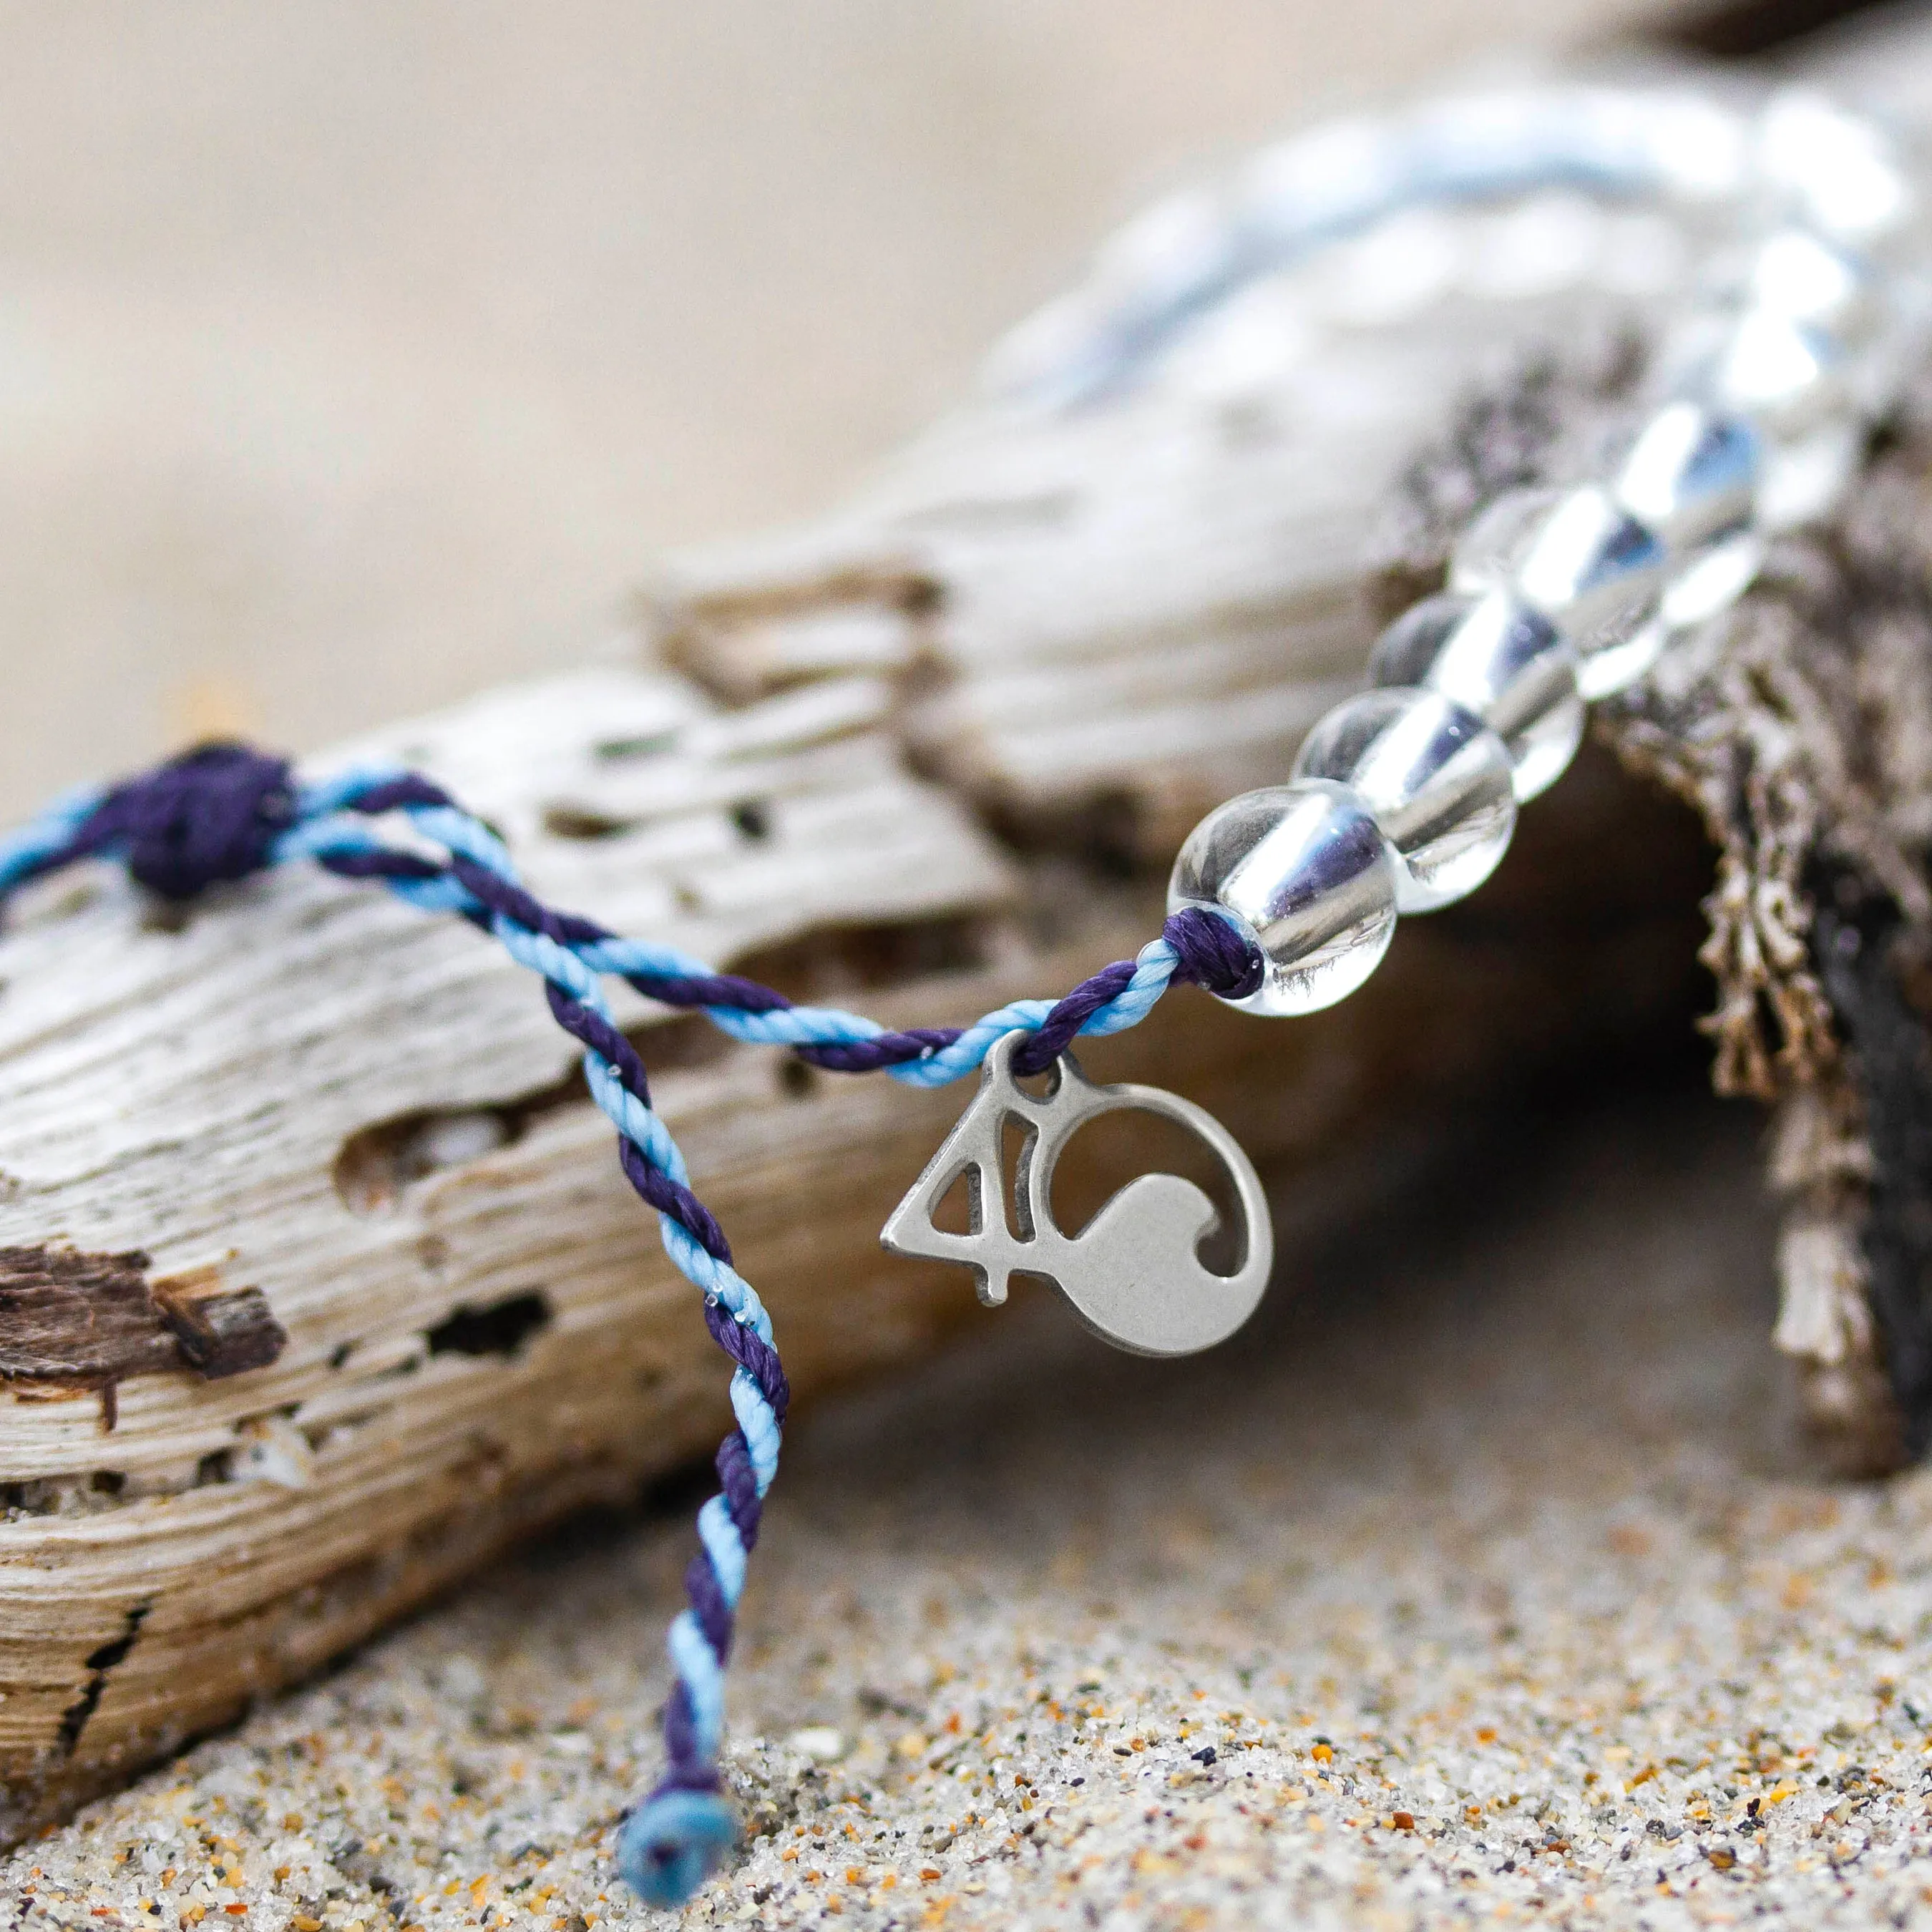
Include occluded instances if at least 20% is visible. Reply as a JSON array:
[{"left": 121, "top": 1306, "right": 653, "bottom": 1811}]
[{"left": 8, "top": 1085, "right": 1932, "bottom": 1930}]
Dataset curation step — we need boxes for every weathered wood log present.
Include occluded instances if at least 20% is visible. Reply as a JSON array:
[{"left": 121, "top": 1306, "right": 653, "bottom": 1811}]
[{"left": 0, "top": 52, "right": 1916, "bottom": 1841}]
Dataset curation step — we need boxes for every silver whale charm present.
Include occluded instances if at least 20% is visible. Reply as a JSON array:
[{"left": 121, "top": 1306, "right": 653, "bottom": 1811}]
[{"left": 880, "top": 1030, "right": 1273, "bottom": 1356}]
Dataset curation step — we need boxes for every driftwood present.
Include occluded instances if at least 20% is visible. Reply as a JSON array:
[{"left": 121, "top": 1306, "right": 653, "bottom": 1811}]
[
  {"left": 1, "top": 36, "right": 1925, "bottom": 1840},
  {"left": 1366, "top": 336, "right": 1932, "bottom": 1475}
]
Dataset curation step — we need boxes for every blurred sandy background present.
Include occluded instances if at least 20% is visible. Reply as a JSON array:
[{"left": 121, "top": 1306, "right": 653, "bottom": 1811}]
[{"left": 0, "top": 0, "right": 1669, "bottom": 823}]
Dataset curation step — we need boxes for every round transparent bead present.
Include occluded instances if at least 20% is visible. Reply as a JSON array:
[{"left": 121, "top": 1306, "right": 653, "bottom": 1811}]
[
  {"left": 1670, "top": 306, "right": 1850, "bottom": 441},
  {"left": 1450, "top": 484, "right": 1667, "bottom": 698},
  {"left": 1755, "top": 91, "right": 1915, "bottom": 251},
  {"left": 1757, "top": 419, "right": 1863, "bottom": 532},
  {"left": 1659, "top": 528, "right": 1766, "bottom": 628},
  {"left": 1612, "top": 401, "right": 1760, "bottom": 552},
  {"left": 1166, "top": 779, "right": 1397, "bottom": 1018},
  {"left": 1292, "top": 688, "right": 1516, "bottom": 912},
  {"left": 1611, "top": 401, "right": 1765, "bottom": 628},
  {"left": 1739, "top": 228, "right": 1875, "bottom": 344},
  {"left": 1368, "top": 590, "right": 1584, "bottom": 802}
]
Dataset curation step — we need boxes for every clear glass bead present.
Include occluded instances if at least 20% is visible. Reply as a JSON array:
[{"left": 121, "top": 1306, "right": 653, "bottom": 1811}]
[
  {"left": 1568, "top": 618, "right": 1664, "bottom": 703},
  {"left": 1093, "top": 188, "right": 1236, "bottom": 317},
  {"left": 1634, "top": 91, "right": 1750, "bottom": 201},
  {"left": 1740, "top": 228, "right": 1874, "bottom": 343},
  {"left": 1756, "top": 419, "right": 1863, "bottom": 532},
  {"left": 1611, "top": 401, "right": 1765, "bottom": 630},
  {"left": 1292, "top": 688, "right": 1516, "bottom": 912},
  {"left": 1612, "top": 401, "right": 1760, "bottom": 552},
  {"left": 1368, "top": 590, "right": 1584, "bottom": 803},
  {"left": 1166, "top": 780, "right": 1398, "bottom": 1017},
  {"left": 1660, "top": 298, "right": 1870, "bottom": 534},
  {"left": 1450, "top": 484, "right": 1666, "bottom": 698},
  {"left": 1240, "top": 117, "right": 1407, "bottom": 247},
  {"left": 1755, "top": 91, "right": 1914, "bottom": 250},
  {"left": 1661, "top": 528, "right": 1765, "bottom": 628},
  {"left": 1672, "top": 306, "right": 1850, "bottom": 441}
]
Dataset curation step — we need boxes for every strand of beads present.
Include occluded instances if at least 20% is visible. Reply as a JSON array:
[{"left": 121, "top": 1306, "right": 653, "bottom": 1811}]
[
  {"left": 989, "top": 86, "right": 1911, "bottom": 414},
  {"left": 1171, "top": 94, "right": 1921, "bottom": 1015},
  {"left": 986, "top": 82, "right": 1760, "bottom": 411}
]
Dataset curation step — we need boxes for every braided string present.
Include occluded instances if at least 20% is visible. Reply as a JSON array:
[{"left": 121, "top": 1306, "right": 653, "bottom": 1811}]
[
  {"left": 0, "top": 743, "right": 1262, "bottom": 1906},
  {"left": 280, "top": 763, "right": 1259, "bottom": 1078}
]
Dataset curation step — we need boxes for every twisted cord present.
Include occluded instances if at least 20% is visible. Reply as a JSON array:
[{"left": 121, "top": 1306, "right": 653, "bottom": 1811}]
[
  {"left": 0, "top": 743, "right": 1262, "bottom": 1910},
  {"left": 0, "top": 781, "right": 108, "bottom": 898},
  {"left": 279, "top": 762, "right": 1261, "bottom": 1078}
]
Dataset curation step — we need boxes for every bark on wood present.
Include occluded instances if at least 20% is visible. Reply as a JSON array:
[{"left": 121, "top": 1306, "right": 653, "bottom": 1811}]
[
  {"left": 1366, "top": 321, "right": 1932, "bottom": 1475},
  {"left": 0, "top": 1249, "right": 286, "bottom": 1415},
  {"left": 1618, "top": 412, "right": 1932, "bottom": 1477},
  {"left": 0, "top": 42, "right": 1919, "bottom": 1840}
]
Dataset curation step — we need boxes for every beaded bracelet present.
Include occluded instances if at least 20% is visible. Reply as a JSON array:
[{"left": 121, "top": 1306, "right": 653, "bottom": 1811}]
[{"left": 0, "top": 81, "right": 1918, "bottom": 1912}]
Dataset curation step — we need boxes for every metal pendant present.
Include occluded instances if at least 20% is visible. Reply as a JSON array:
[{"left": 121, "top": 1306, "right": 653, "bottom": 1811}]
[{"left": 880, "top": 1030, "right": 1274, "bottom": 1357}]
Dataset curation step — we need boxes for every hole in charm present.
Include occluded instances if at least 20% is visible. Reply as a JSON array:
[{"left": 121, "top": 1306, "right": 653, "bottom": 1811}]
[
  {"left": 929, "top": 1166, "right": 977, "bottom": 1237},
  {"left": 1048, "top": 1105, "right": 1246, "bottom": 1278}
]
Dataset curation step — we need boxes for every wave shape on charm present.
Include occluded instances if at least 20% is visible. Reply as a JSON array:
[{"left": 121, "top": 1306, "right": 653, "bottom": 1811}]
[{"left": 879, "top": 1030, "right": 1274, "bottom": 1356}]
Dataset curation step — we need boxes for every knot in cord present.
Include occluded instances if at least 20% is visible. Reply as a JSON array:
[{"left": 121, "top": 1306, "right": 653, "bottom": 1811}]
[
  {"left": 79, "top": 743, "right": 296, "bottom": 900},
  {"left": 1002, "top": 905, "right": 1261, "bottom": 1077},
  {"left": 1162, "top": 904, "right": 1264, "bottom": 1002}
]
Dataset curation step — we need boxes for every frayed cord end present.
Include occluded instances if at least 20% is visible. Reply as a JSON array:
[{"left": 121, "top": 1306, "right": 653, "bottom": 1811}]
[{"left": 617, "top": 1787, "right": 736, "bottom": 1908}]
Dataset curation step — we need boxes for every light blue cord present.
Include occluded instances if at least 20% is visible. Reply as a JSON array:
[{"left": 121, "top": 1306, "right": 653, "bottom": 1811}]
[
  {"left": 270, "top": 766, "right": 1193, "bottom": 1903},
  {"left": 0, "top": 783, "right": 107, "bottom": 896},
  {"left": 384, "top": 803, "right": 776, "bottom": 1880},
  {"left": 275, "top": 778, "right": 1186, "bottom": 1087}
]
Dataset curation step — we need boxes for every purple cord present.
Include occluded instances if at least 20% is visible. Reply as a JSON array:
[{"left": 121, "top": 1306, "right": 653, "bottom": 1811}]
[
  {"left": 18, "top": 743, "right": 1259, "bottom": 1052},
  {"left": 1, "top": 741, "right": 1265, "bottom": 1901}
]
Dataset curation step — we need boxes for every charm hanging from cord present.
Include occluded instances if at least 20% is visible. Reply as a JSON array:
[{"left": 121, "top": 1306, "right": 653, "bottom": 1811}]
[{"left": 880, "top": 1029, "right": 1274, "bottom": 1356}]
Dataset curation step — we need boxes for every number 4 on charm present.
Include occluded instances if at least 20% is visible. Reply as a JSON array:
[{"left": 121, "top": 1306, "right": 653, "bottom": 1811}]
[{"left": 879, "top": 1030, "right": 1274, "bottom": 1357}]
